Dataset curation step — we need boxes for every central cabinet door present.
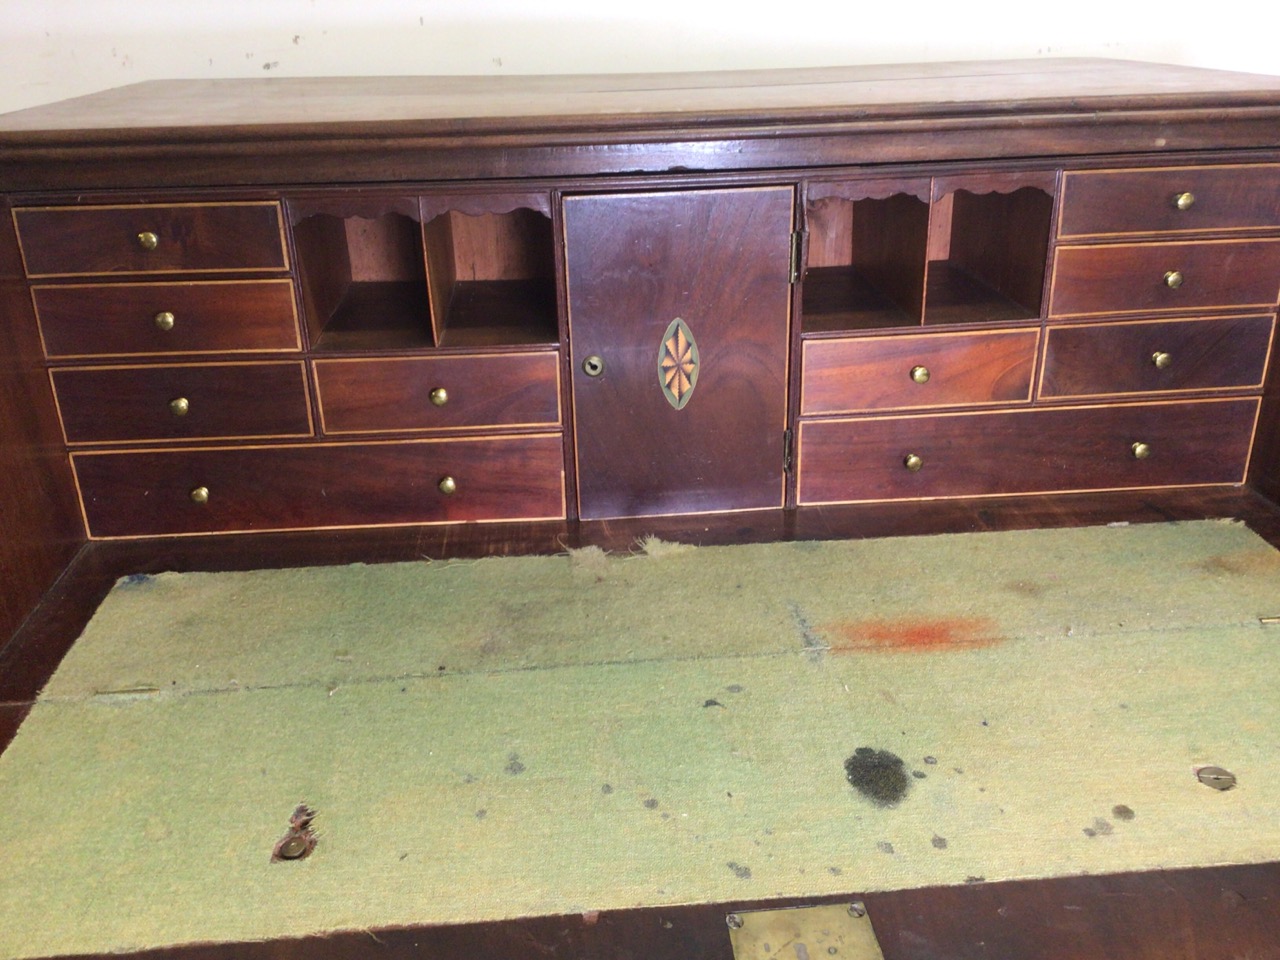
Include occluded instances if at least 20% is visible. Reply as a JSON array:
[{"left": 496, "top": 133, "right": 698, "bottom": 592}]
[{"left": 564, "top": 187, "right": 794, "bottom": 519}]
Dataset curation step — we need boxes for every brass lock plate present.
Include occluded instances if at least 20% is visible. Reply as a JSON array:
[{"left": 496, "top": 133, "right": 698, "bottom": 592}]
[{"left": 728, "top": 903, "right": 884, "bottom": 960}]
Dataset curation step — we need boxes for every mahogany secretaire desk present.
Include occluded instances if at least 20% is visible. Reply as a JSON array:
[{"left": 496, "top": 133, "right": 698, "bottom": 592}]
[{"left": 5, "top": 59, "right": 1280, "bottom": 957}]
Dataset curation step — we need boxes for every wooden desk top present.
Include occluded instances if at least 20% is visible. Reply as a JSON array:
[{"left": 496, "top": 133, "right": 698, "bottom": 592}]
[
  {"left": 3, "top": 59, "right": 1280, "bottom": 139},
  {"left": 2, "top": 58, "right": 1279, "bottom": 193}
]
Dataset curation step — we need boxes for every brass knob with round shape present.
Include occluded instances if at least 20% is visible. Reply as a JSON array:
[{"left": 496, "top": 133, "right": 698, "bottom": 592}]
[
  {"left": 153, "top": 311, "right": 176, "bottom": 332},
  {"left": 1151, "top": 351, "right": 1172, "bottom": 370},
  {"left": 903, "top": 453, "right": 924, "bottom": 473},
  {"left": 168, "top": 397, "right": 190, "bottom": 417},
  {"left": 429, "top": 387, "right": 449, "bottom": 407},
  {"left": 438, "top": 476, "right": 457, "bottom": 496},
  {"left": 1131, "top": 442, "right": 1152, "bottom": 460},
  {"left": 137, "top": 231, "right": 159, "bottom": 251},
  {"left": 1164, "top": 270, "right": 1184, "bottom": 289},
  {"left": 910, "top": 365, "right": 931, "bottom": 384},
  {"left": 189, "top": 486, "right": 210, "bottom": 504},
  {"left": 1173, "top": 192, "right": 1195, "bottom": 211}
]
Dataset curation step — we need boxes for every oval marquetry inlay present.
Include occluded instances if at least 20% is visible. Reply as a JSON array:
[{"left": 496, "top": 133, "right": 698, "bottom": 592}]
[{"left": 659, "top": 316, "right": 699, "bottom": 410}]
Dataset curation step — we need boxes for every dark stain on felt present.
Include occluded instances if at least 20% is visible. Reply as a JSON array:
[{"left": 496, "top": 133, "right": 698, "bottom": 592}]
[
  {"left": 1083, "top": 817, "right": 1114, "bottom": 838},
  {"left": 727, "top": 861, "right": 752, "bottom": 879},
  {"left": 1004, "top": 579, "right": 1050, "bottom": 598},
  {"left": 505, "top": 754, "right": 526, "bottom": 775},
  {"left": 1198, "top": 551, "right": 1280, "bottom": 577},
  {"left": 1113, "top": 804, "right": 1136, "bottom": 821},
  {"left": 845, "top": 748, "right": 910, "bottom": 806}
]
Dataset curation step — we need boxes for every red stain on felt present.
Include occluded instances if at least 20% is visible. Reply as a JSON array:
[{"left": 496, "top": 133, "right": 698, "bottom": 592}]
[{"left": 826, "top": 616, "right": 1003, "bottom": 653}]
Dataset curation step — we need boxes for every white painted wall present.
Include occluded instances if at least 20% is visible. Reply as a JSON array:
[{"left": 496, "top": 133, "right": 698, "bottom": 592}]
[{"left": 2, "top": 0, "right": 1277, "bottom": 115}]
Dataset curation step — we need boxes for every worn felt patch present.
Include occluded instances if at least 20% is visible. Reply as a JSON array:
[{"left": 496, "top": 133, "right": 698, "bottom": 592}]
[{"left": 2, "top": 520, "right": 1279, "bottom": 957}]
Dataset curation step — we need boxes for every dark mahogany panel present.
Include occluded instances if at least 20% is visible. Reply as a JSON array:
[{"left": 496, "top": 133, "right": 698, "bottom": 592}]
[
  {"left": 72, "top": 435, "right": 566, "bottom": 537},
  {"left": 1059, "top": 163, "right": 1280, "bottom": 238},
  {"left": 0, "top": 200, "right": 83, "bottom": 645},
  {"left": 1041, "top": 314, "right": 1274, "bottom": 399},
  {"left": 801, "top": 328, "right": 1038, "bottom": 414},
  {"left": 797, "top": 398, "right": 1259, "bottom": 504},
  {"left": 1049, "top": 239, "right": 1280, "bottom": 318},
  {"left": 34, "top": 280, "right": 300, "bottom": 357},
  {"left": 52, "top": 362, "right": 313, "bottom": 444},
  {"left": 565, "top": 186, "right": 794, "bottom": 519},
  {"left": 14, "top": 203, "right": 287, "bottom": 277},
  {"left": 314, "top": 351, "right": 560, "bottom": 434}
]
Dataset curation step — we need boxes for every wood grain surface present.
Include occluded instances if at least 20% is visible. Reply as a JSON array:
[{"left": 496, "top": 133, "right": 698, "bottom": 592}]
[
  {"left": 52, "top": 362, "right": 313, "bottom": 445},
  {"left": 33, "top": 280, "right": 301, "bottom": 358},
  {"left": 801, "top": 328, "right": 1039, "bottom": 414},
  {"left": 72, "top": 435, "right": 567, "bottom": 537},
  {"left": 565, "top": 187, "right": 793, "bottom": 519},
  {"left": 797, "top": 398, "right": 1260, "bottom": 504},
  {"left": 314, "top": 352, "right": 560, "bottom": 434},
  {"left": 1040, "top": 315, "right": 1275, "bottom": 399},
  {"left": 1059, "top": 163, "right": 1280, "bottom": 238},
  {"left": 0, "top": 199, "right": 83, "bottom": 643},
  {"left": 14, "top": 203, "right": 288, "bottom": 277}
]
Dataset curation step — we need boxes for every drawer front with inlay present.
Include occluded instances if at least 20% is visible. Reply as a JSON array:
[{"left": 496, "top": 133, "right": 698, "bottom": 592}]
[
  {"left": 314, "top": 352, "right": 561, "bottom": 434},
  {"left": 1039, "top": 315, "right": 1275, "bottom": 400},
  {"left": 52, "top": 362, "right": 312, "bottom": 444},
  {"left": 801, "top": 328, "right": 1039, "bottom": 414},
  {"left": 1049, "top": 239, "right": 1280, "bottom": 318},
  {"left": 796, "top": 398, "right": 1259, "bottom": 504},
  {"left": 71, "top": 435, "right": 567, "bottom": 537},
  {"left": 14, "top": 202, "right": 288, "bottom": 277},
  {"left": 1059, "top": 164, "right": 1280, "bottom": 238},
  {"left": 34, "top": 280, "right": 300, "bottom": 358}
]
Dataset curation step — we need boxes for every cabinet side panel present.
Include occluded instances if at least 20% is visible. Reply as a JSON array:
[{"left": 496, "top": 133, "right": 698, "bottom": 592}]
[
  {"left": 0, "top": 201, "right": 83, "bottom": 644},
  {"left": 1248, "top": 326, "right": 1280, "bottom": 501}
]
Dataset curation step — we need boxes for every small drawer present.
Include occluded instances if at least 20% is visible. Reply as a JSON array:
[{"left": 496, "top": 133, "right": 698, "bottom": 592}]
[
  {"left": 34, "top": 280, "right": 300, "bottom": 358},
  {"left": 800, "top": 328, "right": 1038, "bottom": 414},
  {"left": 52, "top": 362, "right": 312, "bottom": 445},
  {"left": 71, "top": 435, "right": 567, "bottom": 537},
  {"left": 796, "top": 398, "right": 1258, "bottom": 505},
  {"left": 14, "top": 202, "right": 288, "bottom": 277},
  {"left": 314, "top": 351, "right": 561, "bottom": 434},
  {"left": 1039, "top": 315, "right": 1275, "bottom": 400},
  {"left": 1059, "top": 164, "right": 1280, "bottom": 239},
  {"left": 1049, "top": 239, "right": 1280, "bottom": 318}
]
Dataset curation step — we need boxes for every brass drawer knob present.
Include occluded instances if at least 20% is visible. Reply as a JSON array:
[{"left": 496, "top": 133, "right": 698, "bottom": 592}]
[
  {"left": 1164, "top": 270, "right": 1184, "bottom": 289},
  {"left": 438, "top": 475, "right": 457, "bottom": 495},
  {"left": 189, "top": 486, "right": 210, "bottom": 504},
  {"left": 1131, "top": 441, "right": 1152, "bottom": 460},
  {"left": 168, "top": 397, "right": 190, "bottom": 417},
  {"left": 154, "top": 311, "right": 176, "bottom": 331},
  {"left": 1151, "top": 351, "right": 1173, "bottom": 370},
  {"left": 910, "top": 365, "right": 931, "bottom": 384},
  {"left": 1173, "top": 192, "right": 1195, "bottom": 211},
  {"left": 429, "top": 387, "right": 449, "bottom": 407},
  {"left": 903, "top": 453, "right": 924, "bottom": 472},
  {"left": 137, "top": 230, "right": 160, "bottom": 251}
]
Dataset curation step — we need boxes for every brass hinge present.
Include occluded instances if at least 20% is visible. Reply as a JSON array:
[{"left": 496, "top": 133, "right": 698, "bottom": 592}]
[
  {"left": 728, "top": 902, "right": 885, "bottom": 960},
  {"left": 789, "top": 230, "right": 806, "bottom": 283},
  {"left": 783, "top": 428, "right": 794, "bottom": 472}
]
